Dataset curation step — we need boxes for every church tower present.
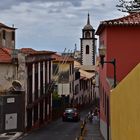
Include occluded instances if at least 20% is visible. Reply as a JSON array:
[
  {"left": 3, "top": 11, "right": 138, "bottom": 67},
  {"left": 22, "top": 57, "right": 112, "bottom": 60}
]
[{"left": 80, "top": 14, "right": 96, "bottom": 66}]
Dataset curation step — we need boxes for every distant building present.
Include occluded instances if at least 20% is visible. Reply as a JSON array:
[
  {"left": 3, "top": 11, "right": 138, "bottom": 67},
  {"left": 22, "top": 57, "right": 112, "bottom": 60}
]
[
  {"left": 0, "top": 22, "right": 56, "bottom": 131},
  {"left": 0, "top": 22, "right": 17, "bottom": 91},
  {"left": 80, "top": 13, "right": 96, "bottom": 66},
  {"left": 0, "top": 48, "right": 17, "bottom": 92},
  {"left": 0, "top": 23, "right": 16, "bottom": 49},
  {"left": 73, "top": 61, "right": 95, "bottom": 107},
  {"left": 19, "top": 48, "right": 55, "bottom": 131},
  {"left": 52, "top": 53, "right": 74, "bottom": 103}
]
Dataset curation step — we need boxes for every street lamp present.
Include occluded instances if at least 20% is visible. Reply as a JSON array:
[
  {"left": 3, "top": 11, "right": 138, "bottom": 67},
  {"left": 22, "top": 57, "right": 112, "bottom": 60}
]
[
  {"left": 98, "top": 45, "right": 116, "bottom": 88},
  {"left": 98, "top": 44, "right": 117, "bottom": 140},
  {"left": 92, "top": 79, "right": 99, "bottom": 88}
]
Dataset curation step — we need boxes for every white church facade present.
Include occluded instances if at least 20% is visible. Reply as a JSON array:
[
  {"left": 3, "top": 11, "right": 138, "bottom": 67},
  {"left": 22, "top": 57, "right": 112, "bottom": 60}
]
[{"left": 80, "top": 13, "right": 96, "bottom": 67}]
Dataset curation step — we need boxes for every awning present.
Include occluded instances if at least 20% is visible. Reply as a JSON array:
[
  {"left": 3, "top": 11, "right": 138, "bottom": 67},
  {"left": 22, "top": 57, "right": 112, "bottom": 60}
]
[{"left": 79, "top": 69, "right": 95, "bottom": 79}]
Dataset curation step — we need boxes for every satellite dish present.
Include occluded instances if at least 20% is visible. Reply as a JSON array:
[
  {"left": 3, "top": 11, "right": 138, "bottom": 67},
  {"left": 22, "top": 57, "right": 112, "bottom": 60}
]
[{"left": 12, "top": 80, "right": 22, "bottom": 91}]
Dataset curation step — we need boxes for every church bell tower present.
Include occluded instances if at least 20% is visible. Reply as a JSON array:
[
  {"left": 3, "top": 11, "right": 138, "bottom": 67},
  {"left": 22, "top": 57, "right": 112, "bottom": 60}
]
[{"left": 80, "top": 13, "right": 96, "bottom": 66}]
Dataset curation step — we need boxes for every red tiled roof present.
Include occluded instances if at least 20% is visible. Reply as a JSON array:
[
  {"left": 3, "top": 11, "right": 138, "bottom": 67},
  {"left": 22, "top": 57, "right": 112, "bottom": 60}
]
[
  {"left": 52, "top": 53, "right": 74, "bottom": 62},
  {"left": 0, "top": 48, "right": 12, "bottom": 63},
  {"left": 20, "top": 48, "right": 36, "bottom": 54},
  {"left": 0, "top": 47, "right": 55, "bottom": 63},
  {"left": 96, "top": 12, "right": 140, "bottom": 35},
  {"left": 20, "top": 48, "right": 55, "bottom": 55}
]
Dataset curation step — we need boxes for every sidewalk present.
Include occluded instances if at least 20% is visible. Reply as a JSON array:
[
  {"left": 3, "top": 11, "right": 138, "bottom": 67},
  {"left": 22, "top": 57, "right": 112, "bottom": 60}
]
[
  {"left": 83, "top": 119, "right": 104, "bottom": 140},
  {"left": 0, "top": 132, "right": 23, "bottom": 140}
]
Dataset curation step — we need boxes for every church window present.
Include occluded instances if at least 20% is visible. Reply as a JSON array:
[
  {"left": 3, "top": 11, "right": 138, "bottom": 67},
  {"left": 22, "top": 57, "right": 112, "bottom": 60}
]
[
  {"left": 85, "top": 31, "right": 90, "bottom": 38},
  {"left": 86, "top": 45, "right": 89, "bottom": 54}
]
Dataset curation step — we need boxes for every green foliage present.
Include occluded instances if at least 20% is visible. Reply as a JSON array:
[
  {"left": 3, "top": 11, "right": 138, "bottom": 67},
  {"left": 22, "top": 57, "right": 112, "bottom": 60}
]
[
  {"left": 116, "top": 0, "right": 140, "bottom": 13},
  {"left": 52, "top": 91, "right": 60, "bottom": 100}
]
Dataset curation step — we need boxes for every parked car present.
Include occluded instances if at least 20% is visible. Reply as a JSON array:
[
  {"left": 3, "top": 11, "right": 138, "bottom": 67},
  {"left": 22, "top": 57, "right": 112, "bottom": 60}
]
[{"left": 62, "top": 108, "right": 80, "bottom": 122}]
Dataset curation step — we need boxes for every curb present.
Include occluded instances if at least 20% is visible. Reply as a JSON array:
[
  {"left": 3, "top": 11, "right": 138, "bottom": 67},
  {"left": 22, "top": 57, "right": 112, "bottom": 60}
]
[{"left": 0, "top": 132, "right": 23, "bottom": 140}]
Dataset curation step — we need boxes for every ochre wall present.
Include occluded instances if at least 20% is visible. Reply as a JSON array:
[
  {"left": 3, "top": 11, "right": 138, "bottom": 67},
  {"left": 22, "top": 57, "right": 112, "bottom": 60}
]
[{"left": 110, "top": 63, "right": 140, "bottom": 140}]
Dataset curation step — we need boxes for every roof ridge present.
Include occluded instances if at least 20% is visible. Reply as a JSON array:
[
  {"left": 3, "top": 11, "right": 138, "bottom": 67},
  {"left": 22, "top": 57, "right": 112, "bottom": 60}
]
[
  {"left": 96, "top": 12, "right": 140, "bottom": 35},
  {"left": 103, "top": 12, "right": 140, "bottom": 23}
]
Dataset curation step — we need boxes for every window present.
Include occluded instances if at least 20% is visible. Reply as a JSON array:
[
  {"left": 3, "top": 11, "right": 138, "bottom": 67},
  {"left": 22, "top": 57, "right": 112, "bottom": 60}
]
[
  {"left": 53, "top": 63, "right": 58, "bottom": 75},
  {"left": 75, "top": 84, "right": 79, "bottom": 95},
  {"left": 69, "top": 64, "right": 72, "bottom": 75},
  {"left": 70, "top": 82, "right": 71, "bottom": 93},
  {"left": 12, "top": 31, "right": 15, "bottom": 40},
  {"left": 3, "top": 30, "right": 5, "bottom": 39},
  {"left": 85, "top": 31, "right": 90, "bottom": 38},
  {"left": 86, "top": 45, "right": 89, "bottom": 54}
]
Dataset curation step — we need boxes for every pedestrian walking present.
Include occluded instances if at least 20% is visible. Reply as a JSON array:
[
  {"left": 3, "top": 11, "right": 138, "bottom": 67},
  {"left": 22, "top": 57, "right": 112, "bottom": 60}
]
[
  {"left": 87, "top": 109, "right": 94, "bottom": 122},
  {"left": 93, "top": 107, "right": 98, "bottom": 121}
]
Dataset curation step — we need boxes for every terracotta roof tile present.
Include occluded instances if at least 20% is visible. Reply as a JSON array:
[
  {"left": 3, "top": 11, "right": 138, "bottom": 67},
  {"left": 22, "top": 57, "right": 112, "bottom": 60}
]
[
  {"left": 0, "top": 47, "right": 55, "bottom": 63},
  {"left": 52, "top": 53, "right": 74, "bottom": 62},
  {"left": 96, "top": 12, "right": 140, "bottom": 35},
  {"left": 20, "top": 48, "right": 36, "bottom": 54},
  {"left": 20, "top": 48, "right": 55, "bottom": 55},
  {"left": 0, "top": 48, "right": 12, "bottom": 63}
]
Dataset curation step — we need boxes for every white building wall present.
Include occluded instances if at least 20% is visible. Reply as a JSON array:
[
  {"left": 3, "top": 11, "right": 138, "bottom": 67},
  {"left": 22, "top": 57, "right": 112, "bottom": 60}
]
[
  {"left": 17, "top": 53, "right": 27, "bottom": 127},
  {"left": 0, "top": 64, "right": 16, "bottom": 91},
  {"left": 58, "top": 83, "right": 70, "bottom": 96},
  {"left": 82, "top": 39, "right": 93, "bottom": 65}
]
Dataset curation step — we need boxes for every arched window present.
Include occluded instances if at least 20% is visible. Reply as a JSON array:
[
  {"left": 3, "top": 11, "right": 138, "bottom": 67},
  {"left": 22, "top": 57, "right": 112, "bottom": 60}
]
[
  {"left": 86, "top": 45, "right": 89, "bottom": 54},
  {"left": 85, "top": 31, "right": 90, "bottom": 38}
]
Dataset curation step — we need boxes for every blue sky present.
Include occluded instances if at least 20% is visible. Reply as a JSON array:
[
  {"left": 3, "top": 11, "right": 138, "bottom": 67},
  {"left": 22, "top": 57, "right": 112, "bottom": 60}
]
[{"left": 0, "top": 0, "right": 126, "bottom": 53}]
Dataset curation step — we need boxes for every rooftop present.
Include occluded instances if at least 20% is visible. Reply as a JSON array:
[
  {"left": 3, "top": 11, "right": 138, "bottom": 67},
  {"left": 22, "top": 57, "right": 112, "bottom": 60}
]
[
  {"left": 52, "top": 53, "right": 74, "bottom": 62},
  {"left": 20, "top": 48, "right": 55, "bottom": 55},
  {"left": 0, "top": 48, "right": 12, "bottom": 63},
  {"left": 96, "top": 12, "right": 140, "bottom": 35},
  {"left": 0, "top": 22, "right": 16, "bottom": 30}
]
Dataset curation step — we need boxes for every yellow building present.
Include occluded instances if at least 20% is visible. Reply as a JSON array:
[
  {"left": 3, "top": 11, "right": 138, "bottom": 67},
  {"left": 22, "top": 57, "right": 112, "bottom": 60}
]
[
  {"left": 52, "top": 53, "right": 74, "bottom": 100},
  {"left": 110, "top": 63, "right": 140, "bottom": 140}
]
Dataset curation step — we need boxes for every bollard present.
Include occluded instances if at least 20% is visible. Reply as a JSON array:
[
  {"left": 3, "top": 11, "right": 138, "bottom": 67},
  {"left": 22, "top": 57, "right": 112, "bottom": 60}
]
[
  {"left": 80, "top": 122, "right": 84, "bottom": 136},
  {"left": 79, "top": 136, "right": 83, "bottom": 140},
  {"left": 79, "top": 117, "right": 87, "bottom": 140},
  {"left": 80, "top": 119, "right": 86, "bottom": 136},
  {"left": 75, "top": 137, "right": 79, "bottom": 140}
]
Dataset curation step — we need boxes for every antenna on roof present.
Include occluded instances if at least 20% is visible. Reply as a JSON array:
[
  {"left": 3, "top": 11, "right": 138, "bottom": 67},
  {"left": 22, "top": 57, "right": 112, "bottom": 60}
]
[
  {"left": 74, "top": 43, "right": 77, "bottom": 51},
  {"left": 12, "top": 24, "right": 14, "bottom": 28}
]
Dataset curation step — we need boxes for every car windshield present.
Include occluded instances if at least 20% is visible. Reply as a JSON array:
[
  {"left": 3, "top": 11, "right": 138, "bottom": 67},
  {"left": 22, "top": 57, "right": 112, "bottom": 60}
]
[{"left": 65, "top": 108, "right": 77, "bottom": 113}]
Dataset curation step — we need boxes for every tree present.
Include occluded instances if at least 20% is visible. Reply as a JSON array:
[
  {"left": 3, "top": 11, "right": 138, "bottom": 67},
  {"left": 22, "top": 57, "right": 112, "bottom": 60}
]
[
  {"left": 52, "top": 91, "right": 60, "bottom": 100},
  {"left": 116, "top": 0, "right": 140, "bottom": 13}
]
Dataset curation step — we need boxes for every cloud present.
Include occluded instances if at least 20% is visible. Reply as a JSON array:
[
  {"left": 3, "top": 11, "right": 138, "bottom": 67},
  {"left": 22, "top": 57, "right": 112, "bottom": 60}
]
[
  {"left": 0, "top": 0, "right": 125, "bottom": 52},
  {"left": 0, "top": 0, "right": 83, "bottom": 10}
]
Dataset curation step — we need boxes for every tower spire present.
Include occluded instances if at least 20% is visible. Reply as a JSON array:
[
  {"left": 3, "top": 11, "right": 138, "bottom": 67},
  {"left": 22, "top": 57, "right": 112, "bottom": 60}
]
[{"left": 87, "top": 13, "right": 90, "bottom": 25}]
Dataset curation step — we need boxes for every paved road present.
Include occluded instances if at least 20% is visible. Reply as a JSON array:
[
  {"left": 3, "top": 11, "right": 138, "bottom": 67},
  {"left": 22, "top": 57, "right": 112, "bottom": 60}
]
[
  {"left": 18, "top": 119, "right": 80, "bottom": 140},
  {"left": 17, "top": 110, "right": 88, "bottom": 140},
  {"left": 0, "top": 107, "right": 104, "bottom": 140}
]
